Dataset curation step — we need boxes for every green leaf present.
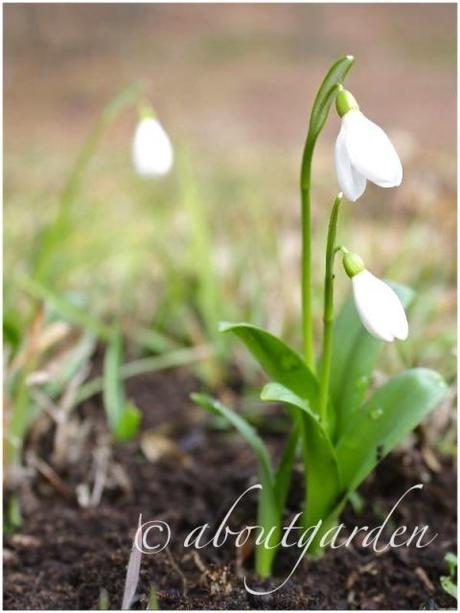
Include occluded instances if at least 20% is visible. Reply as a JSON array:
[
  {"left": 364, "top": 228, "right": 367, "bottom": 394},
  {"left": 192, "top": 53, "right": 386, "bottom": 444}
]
[
  {"left": 103, "top": 328, "right": 141, "bottom": 442},
  {"left": 191, "top": 392, "right": 278, "bottom": 576},
  {"left": 20, "top": 276, "right": 111, "bottom": 340},
  {"left": 3, "top": 311, "right": 22, "bottom": 352},
  {"left": 328, "top": 282, "right": 414, "bottom": 438},
  {"left": 445, "top": 552, "right": 458, "bottom": 575},
  {"left": 220, "top": 322, "right": 318, "bottom": 407},
  {"left": 114, "top": 402, "right": 142, "bottom": 442},
  {"left": 308, "top": 55, "right": 355, "bottom": 144},
  {"left": 43, "top": 333, "right": 96, "bottom": 399},
  {"left": 178, "top": 151, "right": 223, "bottom": 355},
  {"left": 191, "top": 392, "right": 273, "bottom": 485},
  {"left": 273, "top": 417, "right": 300, "bottom": 515},
  {"left": 103, "top": 328, "right": 124, "bottom": 432},
  {"left": 441, "top": 552, "right": 458, "bottom": 600},
  {"left": 261, "top": 383, "right": 342, "bottom": 526},
  {"left": 335, "top": 368, "right": 448, "bottom": 492},
  {"left": 441, "top": 577, "right": 457, "bottom": 600}
]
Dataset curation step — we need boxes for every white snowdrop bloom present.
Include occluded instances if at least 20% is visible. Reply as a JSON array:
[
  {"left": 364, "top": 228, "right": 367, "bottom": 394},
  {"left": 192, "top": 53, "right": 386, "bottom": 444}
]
[
  {"left": 341, "top": 251, "right": 408, "bottom": 342},
  {"left": 335, "top": 89, "right": 403, "bottom": 202},
  {"left": 132, "top": 117, "right": 173, "bottom": 178},
  {"left": 351, "top": 270, "right": 409, "bottom": 342}
]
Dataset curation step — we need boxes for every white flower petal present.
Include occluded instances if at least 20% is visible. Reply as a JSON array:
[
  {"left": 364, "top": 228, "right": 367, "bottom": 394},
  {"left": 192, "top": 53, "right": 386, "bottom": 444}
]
[
  {"left": 352, "top": 270, "right": 409, "bottom": 342},
  {"left": 132, "top": 117, "right": 174, "bottom": 178},
  {"left": 335, "top": 125, "right": 367, "bottom": 202},
  {"left": 343, "top": 111, "right": 403, "bottom": 188}
]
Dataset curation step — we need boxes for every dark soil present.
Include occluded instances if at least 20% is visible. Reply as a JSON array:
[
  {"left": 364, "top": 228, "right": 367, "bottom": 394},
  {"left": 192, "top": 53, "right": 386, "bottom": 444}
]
[{"left": 3, "top": 369, "right": 457, "bottom": 610}]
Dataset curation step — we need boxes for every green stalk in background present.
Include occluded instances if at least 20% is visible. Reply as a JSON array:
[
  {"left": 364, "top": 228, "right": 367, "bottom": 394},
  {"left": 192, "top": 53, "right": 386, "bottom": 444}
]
[
  {"left": 300, "top": 55, "right": 354, "bottom": 369},
  {"left": 177, "top": 149, "right": 227, "bottom": 385},
  {"left": 318, "top": 192, "right": 343, "bottom": 426},
  {"left": 33, "top": 83, "right": 143, "bottom": 284}
]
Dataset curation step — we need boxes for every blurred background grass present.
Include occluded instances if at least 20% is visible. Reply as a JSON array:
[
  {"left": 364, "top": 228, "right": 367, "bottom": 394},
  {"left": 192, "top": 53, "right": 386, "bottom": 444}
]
[{"left": 4, "top": 4, "right": 457, "bottom": 464}]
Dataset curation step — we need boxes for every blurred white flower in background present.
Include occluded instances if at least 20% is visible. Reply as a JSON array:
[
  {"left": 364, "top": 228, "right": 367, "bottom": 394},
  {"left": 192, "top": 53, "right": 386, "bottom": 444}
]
[{"left": 132, "top": 116, "right": 174, "bottom": 178}]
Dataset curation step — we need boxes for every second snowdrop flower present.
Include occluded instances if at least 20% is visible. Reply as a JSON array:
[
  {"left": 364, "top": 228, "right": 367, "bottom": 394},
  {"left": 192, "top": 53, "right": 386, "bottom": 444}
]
[
  {"left": 132, "top": 107, "right": 174, "bottom": 178},
  {"left": 342, "top": 251, "right": 409, "bottom": 342},
  {"left": 335, "top": 87, "right": 403, "bottom": 202}
]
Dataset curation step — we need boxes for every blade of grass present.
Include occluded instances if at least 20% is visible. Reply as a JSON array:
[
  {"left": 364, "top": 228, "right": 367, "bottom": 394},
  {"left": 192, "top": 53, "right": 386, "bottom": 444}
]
[
  {"left": 20, "top": 276, "right": 111, "bottom": 340},
  {"left": 103, "top": 327, "right": 124, "bottom": 432},
  {"left": 178, "top": 151, "right": 224, "bottom": 356}
]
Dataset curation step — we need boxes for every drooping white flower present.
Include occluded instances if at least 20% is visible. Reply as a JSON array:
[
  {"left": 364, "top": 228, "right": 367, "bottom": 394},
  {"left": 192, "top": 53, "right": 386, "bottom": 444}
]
[
  {"left": 335, "top": 89, "right": 402, "bottom": 202},
  {"left": 132, "top": 116, "right": 173, "bottom": 178},
  {"left": 341, "top": 251, "right": 409, "bottom": 342},
  {"left": 352, "top": 270, "right": 409, "bottom": 342}
]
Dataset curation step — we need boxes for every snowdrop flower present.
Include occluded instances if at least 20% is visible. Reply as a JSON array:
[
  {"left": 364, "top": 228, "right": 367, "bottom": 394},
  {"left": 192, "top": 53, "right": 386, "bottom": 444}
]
[
  {"left": 342, "top": 251, "right": 408, "bottom": 342},
  {"left": 335, "top": 88, "right": 402, "bottom": 202},
  {"left": 132, "top": 111, "right": 173, "bottom": 178}
]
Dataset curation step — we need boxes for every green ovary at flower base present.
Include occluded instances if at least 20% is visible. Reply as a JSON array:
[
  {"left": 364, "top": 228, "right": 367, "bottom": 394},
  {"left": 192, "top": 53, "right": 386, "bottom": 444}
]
[{"left": 192, "top": 55, "right": 448, "bottom": 579}]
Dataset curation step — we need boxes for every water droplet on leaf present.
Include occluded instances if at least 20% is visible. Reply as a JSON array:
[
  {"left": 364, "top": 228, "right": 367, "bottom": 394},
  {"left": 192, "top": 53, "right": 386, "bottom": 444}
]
[{"left": 370, "top": 407, "right": 383, "bottom": 420}]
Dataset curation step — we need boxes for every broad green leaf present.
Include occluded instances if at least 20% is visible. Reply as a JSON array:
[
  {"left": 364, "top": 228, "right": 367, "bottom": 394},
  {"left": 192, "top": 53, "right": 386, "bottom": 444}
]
[
  {"left": 328, "top": 282, "right": 414, "bottom": 438},
  {"left": 335, "top": 368, "right": 448, "bottom": 492},
  {"left": 308, "top": 55, "right": 355, "bottom": 144},
  {"left": 261, "top": 383, "right": 342, "bottom": 526},
  {"left": 220, "top": 321, "right": 318, "bottom": 408}
]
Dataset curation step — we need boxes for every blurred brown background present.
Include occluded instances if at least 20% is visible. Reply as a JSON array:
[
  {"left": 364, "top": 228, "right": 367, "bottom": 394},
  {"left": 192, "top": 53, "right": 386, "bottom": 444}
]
[
  {"left": 5, "top": 3, "right": 456, "bottom": 152},
  {"left": 4, "top": 3, "right": 457, "bottom": 379}
]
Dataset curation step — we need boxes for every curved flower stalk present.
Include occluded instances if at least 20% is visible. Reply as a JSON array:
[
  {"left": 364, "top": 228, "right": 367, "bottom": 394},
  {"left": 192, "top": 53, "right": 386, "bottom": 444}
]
[
  {"left": 300, "top": 56, "right": 355, "bottom": 368},
  {"left": 335, "top": 87, "right": 402, "bottom": 201},
  {"left": 342, "top": 251, "right": 409, "bottom": 342},
  {"left": 132, "top": 110, "right": 174, "bottom": 177}
]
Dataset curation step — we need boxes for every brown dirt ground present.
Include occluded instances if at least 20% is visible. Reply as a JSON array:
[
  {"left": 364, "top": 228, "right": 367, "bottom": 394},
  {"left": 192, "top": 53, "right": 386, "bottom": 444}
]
[{"left": 3, "top": 369, "right": 457, "bottom": 610}]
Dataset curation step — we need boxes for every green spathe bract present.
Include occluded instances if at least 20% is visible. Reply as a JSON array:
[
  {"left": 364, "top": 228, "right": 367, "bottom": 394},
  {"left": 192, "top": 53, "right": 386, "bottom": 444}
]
[{"left": 192, "top": 56, "right": 448, "bottom": 577}]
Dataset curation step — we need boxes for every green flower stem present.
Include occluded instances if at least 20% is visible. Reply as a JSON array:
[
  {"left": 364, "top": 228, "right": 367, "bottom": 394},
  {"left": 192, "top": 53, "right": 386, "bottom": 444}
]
[
  {"left": 300, "top": 136, "right": 316, "bottom": 371},
  {"left": 318, "top": 193, "right": 343, "bottom": 424},
  {"left": 299, "top": 54, "right": 354, "bottom": 371}
]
